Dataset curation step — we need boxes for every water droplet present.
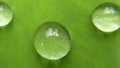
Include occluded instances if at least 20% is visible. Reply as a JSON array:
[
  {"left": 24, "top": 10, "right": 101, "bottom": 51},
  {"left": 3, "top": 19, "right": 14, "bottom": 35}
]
[
  {"left": 0, "top": 2, "right": 13, "bottom": 27},
  {"left": 92, "top": 2, "right": 120, "bottom": 32},
  {"left": 34, "top": 22, "right": 71, "bottom": 60}
]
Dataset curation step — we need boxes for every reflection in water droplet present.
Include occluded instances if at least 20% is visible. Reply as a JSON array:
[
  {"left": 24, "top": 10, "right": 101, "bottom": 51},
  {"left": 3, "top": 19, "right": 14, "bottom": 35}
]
[
  {"left": 0, "top": 2, "right": 13, "bottom": 27},
  {"left": 34, "top": 22, "right": 71, "bottom": 60},
  {"left": 92, "top": 2, "right": 120, "bottom": 32}
]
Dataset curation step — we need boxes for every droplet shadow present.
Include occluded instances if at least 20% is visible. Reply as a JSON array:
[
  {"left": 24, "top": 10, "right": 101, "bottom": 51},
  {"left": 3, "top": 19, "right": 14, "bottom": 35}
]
[
  {"left": 0, "top": 15, "right": 14, "bottom": 32},
  {"left": 33, "top": 42, "right": 72, "bottom": 68}
]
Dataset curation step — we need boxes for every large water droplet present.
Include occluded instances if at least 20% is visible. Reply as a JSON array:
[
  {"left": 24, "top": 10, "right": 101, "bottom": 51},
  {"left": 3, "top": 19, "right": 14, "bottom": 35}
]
[
  {"left": 34, "top": 22, "right": 71, "bottom": 60},
  {"left": 92, "top": 2, "right": 120, "bottom": 32},
  {"left": 0, "top": 2, "right": 13, "bottom": 27}
]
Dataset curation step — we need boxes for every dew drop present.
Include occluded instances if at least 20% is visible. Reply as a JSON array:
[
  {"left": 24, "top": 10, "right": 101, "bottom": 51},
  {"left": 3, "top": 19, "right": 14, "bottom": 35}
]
[
  {"left": 0, "top": 2, "right": 13, "bottom": 27},
  {"left": 34, "top": 22, "right": 71, "bottom": 60},
  {"left": 92, "top": 2, "right": 120, "bottom": 32}
]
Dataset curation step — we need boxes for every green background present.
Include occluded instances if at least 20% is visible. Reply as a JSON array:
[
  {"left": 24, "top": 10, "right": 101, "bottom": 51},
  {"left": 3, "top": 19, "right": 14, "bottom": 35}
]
[{"left": 0, "top": 0, "right": 120, "bottom": 68}]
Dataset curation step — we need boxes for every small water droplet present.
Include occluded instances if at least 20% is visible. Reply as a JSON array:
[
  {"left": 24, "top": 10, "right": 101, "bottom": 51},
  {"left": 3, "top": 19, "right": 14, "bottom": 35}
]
[
  {"left": 0, "top": 2, "right": 13, "bottom": 27},
  {"left": 34, "top": 22, "right": 71, "bottom": 60},
  {"left": 92, "top": 2, "right": 120, "bottom": 32}
]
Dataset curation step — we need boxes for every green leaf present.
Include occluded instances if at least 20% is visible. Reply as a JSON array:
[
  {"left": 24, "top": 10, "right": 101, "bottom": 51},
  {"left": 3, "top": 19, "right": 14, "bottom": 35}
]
[{"left": 0, "top": 0, "right": 120, "bottom": 68}]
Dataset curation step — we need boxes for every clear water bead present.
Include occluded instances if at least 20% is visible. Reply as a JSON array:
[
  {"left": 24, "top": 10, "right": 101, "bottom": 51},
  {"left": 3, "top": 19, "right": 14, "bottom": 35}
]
[
  {"left": 92, "top": 2, "right": 120, "bottom": 32},
  {"left": 0, "top": 2, "right": 13, "bottom": 27},
  {"left": 34, "top": 22, "right": 71, "bottom": 60}
]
